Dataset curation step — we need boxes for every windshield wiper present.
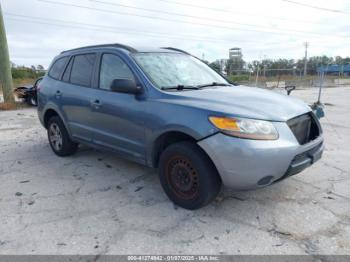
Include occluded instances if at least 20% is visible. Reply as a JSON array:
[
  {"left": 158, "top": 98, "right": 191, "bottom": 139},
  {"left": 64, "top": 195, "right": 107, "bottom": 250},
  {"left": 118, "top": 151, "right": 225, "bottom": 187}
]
[
  {"left": 161, "top": 82, "right": 231, "bottom": 91},
  {"left": 161, "top": 85, "right": 200, "bottom": 91},
  {"left": 197, "top": 82, "right": 231, "bottom": 88}
]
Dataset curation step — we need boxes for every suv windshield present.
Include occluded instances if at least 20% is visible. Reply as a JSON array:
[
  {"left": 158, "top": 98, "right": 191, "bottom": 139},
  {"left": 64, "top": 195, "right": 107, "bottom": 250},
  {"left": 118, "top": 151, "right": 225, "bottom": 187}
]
[{"left": 133, "top": 53, "right": 229, "bottom": 89}]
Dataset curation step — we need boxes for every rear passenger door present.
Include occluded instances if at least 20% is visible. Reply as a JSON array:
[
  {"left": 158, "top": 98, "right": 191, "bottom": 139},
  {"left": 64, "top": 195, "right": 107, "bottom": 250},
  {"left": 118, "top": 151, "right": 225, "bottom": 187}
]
[
  {"left": 58, "top": 53, "right": 97, "bottom": 142},
  {"left": 90, "top": 53, "right": 146, "bottom": 163}
]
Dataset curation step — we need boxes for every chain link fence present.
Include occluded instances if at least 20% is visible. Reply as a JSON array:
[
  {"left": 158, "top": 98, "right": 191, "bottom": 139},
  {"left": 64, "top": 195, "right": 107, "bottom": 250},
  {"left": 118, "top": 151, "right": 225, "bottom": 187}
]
[{"left": 229, "top": 69, "right": 350, "bottom": 89}]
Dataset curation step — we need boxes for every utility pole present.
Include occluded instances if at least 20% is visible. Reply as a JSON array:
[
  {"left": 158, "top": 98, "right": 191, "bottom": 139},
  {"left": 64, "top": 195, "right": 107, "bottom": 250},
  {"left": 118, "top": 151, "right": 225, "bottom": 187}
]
[
  {"left": 303, "top": 42, "right": 309, "bottom": 77},
  {"left": 255, "top": 66, "right": 260, "bottom": 87},
  {"left": 263, "top": 54, "right": 267, "bottom": 78},
  {"left": 0, "top": 2, "right": 15, "bottom": 104}
]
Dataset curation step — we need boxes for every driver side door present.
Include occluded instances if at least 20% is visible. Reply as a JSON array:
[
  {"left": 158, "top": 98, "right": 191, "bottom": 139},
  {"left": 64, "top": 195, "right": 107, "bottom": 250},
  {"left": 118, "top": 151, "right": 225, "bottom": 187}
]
[{"left": 90, "top": 53, "right": 146, "bottom": 163}]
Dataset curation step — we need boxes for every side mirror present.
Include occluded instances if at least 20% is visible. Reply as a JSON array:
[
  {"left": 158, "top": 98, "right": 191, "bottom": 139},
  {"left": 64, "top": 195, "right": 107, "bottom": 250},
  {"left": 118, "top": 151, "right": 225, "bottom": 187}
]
[
  {"left": 110, "top": 79, "right": 142, "bottom": 94},
  {"left": 285, "top": 85, "right": 296, "bottom": 96}
]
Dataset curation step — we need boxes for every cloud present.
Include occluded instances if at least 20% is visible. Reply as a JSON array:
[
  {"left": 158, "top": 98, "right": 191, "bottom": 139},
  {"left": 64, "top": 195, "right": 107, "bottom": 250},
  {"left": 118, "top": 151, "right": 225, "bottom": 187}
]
[{"left": 2, "top": 0, "right": 350, "bottom": 68}]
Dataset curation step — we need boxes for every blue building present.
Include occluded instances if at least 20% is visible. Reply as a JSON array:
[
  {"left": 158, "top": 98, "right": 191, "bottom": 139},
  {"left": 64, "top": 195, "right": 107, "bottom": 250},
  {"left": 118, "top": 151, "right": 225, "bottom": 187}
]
[{"left": 317, "top": 64, "right": 350, "bottom": 75}]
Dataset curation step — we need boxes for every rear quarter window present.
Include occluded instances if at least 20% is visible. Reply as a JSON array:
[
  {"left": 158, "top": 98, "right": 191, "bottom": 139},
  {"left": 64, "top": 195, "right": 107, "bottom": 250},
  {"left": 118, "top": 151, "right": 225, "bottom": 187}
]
[
  {"left": 48, "top": 57, "right": 69, "bottom": 80},
  {"left": 70, "top": 54, "right": 96, "bottom": 87},
  {"left": 62, "top": 57, "right": 74, "bottom": 82}
]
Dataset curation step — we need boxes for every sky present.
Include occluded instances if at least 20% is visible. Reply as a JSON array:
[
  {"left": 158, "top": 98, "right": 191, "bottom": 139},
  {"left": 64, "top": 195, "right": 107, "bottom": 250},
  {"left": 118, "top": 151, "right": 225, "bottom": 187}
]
[{"left": 2, "top": 0, "right": 350, "bottom": 68}]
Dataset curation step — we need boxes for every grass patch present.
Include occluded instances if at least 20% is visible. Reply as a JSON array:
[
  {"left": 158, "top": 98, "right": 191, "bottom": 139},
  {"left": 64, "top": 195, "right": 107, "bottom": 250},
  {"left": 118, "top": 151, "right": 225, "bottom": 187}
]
[
  {"left": 229, "top": 75, "right": 250, "bottom": 82},
  {"left": 0, "top": 102, "right": 30, "bottom": 111},
  {"left": 13, "top": 78, "right": 36, "bottom": 87}
]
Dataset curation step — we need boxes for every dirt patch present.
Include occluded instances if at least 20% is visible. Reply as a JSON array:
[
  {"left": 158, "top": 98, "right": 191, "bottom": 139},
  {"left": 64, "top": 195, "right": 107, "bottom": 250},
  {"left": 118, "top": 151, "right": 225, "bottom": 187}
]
[{"left": 0, "top": 102, "right": 30, "bottom": 111}]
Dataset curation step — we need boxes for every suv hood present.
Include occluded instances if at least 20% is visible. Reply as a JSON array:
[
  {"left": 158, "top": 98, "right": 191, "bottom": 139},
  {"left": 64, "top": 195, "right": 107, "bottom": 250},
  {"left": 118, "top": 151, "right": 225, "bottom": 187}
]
[{"left": 161, "top": 85, "right": 311, "bottom": 122}]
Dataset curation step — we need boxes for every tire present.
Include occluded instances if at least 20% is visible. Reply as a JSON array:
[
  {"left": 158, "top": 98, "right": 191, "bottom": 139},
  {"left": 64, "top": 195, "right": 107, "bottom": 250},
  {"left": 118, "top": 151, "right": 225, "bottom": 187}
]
[
  {"left": 158, "top": 141, "right": 221, "bottom": 210},
  {"left": 47, "top": 116, "right": 78, "bottom": 157}
]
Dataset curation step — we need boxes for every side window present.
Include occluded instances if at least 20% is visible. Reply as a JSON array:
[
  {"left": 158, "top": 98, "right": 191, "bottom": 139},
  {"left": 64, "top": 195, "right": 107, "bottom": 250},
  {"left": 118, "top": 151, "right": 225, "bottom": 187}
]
[
  {"left": 70, "top": 54, "right": 96, "bottom": 87},
  {"left": 99, "top": 54, "right": 135, "bottom": 90},
  {"left": 48, "top": 57, "right": 69, "bottom": 80},
  {"left": 62, "top": 57, "right": 73, "bottom": 82}
]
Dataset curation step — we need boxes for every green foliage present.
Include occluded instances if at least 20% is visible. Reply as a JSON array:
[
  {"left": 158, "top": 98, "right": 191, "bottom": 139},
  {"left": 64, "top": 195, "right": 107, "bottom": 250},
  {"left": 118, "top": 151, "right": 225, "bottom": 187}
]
[
  {"left": 246, "top": 56, "right": 350, "bottom": 76},
  {"left": 209, "top": 62, "right": 221, "bottom": 73},
  {"left": 227, "top": 58, "right": 245, "bottom": 74},
  {"left": 229, "top": 75, "right": 250, "bottom": 82},
  {"left": 11, "top": 64, "right": 45, "bottom": 80}
]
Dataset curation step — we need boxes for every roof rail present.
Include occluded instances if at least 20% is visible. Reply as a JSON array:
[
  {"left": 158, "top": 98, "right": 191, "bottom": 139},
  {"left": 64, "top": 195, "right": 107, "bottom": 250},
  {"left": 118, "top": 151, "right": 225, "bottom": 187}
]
[
  {"left": 161, "top": 47, "right": 191, "bottom": 55},
  {"left": 61, "top": 43, "right": 137, "bottom": 54},
  {"left": 161, "top": 47, "right": 201, "bottom": 60}
]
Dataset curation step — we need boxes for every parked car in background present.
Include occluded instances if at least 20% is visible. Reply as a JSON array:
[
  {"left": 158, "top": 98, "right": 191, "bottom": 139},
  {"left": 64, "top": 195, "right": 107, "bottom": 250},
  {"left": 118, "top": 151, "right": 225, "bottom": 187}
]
[
  {"left": 37, "top": 44, "right": 324, "bottom": 210},
  {"left": 14, "top": 77, "right": 43, "bottom": 106}
]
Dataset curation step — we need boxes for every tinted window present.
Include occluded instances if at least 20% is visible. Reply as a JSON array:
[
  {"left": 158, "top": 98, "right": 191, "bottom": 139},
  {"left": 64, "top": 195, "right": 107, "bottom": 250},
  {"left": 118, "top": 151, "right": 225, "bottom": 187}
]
[
  {"left": 99, "top": 54, "right": 135, "bottom": 90},
  {"left": 62, "top": 57, "right": 73, "bottom": 82},
  {"left": 70, "top": 54, "right": 96, "bottom": 87},
  {"left": 48, "top": 57, "right": 69, "bottom": 80}
]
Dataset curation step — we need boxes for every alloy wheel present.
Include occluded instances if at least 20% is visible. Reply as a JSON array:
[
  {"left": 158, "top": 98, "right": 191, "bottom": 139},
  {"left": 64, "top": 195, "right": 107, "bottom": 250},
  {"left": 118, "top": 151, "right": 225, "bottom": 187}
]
[{"left": 49, "top": 123, "right": 63, "bottom": 151}]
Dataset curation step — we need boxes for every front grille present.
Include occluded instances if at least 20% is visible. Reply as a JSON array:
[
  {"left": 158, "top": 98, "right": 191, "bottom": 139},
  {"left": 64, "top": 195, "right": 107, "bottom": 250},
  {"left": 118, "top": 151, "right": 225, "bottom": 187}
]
[{"left": 287, "top": 113, "right": 320, "bottom": 145}]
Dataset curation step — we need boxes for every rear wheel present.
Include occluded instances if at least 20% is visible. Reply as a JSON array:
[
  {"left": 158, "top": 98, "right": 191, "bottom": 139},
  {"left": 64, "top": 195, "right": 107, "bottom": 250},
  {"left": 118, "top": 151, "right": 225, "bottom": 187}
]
[
  {"left": 47, "top": 116, "right": 78, "bottom": 156},
  {"left": 158, "top": 141, "right": 221, "bottom": 210}
]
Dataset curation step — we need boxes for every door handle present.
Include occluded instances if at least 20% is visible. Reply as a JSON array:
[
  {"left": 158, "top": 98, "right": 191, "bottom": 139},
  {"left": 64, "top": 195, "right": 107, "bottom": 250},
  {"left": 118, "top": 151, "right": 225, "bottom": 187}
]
[
  {"left": 90, "top": 99, "right": 102, "bottom": 108},
  {"left": 55, "top": 90, "right": 62, "bottom": 98}
]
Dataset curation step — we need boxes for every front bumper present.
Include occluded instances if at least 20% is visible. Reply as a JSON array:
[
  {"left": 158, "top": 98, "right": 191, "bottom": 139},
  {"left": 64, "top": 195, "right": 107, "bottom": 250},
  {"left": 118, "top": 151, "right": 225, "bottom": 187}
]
[{"left": 198, "top": 122, "right": 324, "bottom": 190}]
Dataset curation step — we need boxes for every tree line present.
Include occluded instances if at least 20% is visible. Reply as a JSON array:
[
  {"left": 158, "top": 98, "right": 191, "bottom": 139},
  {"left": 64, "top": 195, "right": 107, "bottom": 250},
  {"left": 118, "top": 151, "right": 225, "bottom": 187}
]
[
  {"left": 11, "top": 62, "right": 46, "bottom": 79},
  {"left": 209, "top": 55, "right": 350, "bottom": 76}
]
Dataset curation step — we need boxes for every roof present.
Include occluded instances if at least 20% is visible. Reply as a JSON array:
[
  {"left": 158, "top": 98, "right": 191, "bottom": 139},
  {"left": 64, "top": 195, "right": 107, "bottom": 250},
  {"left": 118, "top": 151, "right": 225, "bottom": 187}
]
[
  {"left": 61, "top": 43, "right": 137, "bottom": 54},
  {"left": 60, "top": 44, "right": 187, "bottom": 55}
]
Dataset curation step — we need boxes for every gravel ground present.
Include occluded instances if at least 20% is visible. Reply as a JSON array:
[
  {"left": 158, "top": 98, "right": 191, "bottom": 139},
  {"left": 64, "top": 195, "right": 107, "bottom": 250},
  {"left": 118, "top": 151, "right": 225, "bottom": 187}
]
[{"left": 0, "top": 87, "right": 349, "bottom": 255}]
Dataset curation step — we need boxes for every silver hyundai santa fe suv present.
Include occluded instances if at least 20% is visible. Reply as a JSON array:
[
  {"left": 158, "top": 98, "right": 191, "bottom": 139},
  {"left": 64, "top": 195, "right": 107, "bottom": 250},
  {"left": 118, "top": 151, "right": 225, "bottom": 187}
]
[{"left": 37, "top": 44, "right": 324, "bottom": 209}]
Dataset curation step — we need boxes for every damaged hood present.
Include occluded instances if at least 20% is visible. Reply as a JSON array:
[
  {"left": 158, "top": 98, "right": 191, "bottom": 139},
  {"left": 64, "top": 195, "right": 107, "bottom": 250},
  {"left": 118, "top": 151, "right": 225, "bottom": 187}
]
[{"left": 162, "top": 85, "right": 311, "bottom": 122}]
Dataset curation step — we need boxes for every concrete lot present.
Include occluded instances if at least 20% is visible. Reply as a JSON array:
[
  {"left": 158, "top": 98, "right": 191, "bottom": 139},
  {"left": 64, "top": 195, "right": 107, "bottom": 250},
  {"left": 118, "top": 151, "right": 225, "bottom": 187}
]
[{"left": 0, "top": 87, "right": 349, "bottom": 255}]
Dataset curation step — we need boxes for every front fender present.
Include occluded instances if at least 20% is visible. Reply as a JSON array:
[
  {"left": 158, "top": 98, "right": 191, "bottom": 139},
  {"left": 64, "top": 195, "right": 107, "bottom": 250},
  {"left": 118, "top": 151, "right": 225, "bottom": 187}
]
[{"left": 145, "top": 124, "right": 216, "bottom": 167}]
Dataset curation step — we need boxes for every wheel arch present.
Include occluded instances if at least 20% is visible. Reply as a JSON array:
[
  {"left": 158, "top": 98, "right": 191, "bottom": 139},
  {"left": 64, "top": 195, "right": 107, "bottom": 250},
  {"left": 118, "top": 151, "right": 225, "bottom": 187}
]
[
  {"left": 150, "top": 127, "right": 219, "bottom": 170},
  {"left": 42, "top": 107, "right": 70, "bottom": 136},
  {"left": 151, "top": 131, "right": 197, "bottom": 168}
]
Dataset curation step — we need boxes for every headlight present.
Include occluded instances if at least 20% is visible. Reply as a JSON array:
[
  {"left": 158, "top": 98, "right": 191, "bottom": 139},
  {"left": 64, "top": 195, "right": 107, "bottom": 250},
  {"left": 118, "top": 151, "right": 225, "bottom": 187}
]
[{"left": 209, "top": 116, "right": 278, "bottom": 140}]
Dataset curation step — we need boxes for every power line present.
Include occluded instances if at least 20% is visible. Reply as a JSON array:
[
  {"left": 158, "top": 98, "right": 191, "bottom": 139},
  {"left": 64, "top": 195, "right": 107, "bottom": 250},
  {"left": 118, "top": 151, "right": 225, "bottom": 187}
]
[
  {"left": 36, "top": 0, "right": 346, "bottom": 39},
  {"left": 5, "top": 16, "right": 306, "bottom": 59},
  {"left": 153, "top": 0, "right": 328, "bottom": 25},
  {"left": 4, "top": 17, "right": 233, "bottom": 44},
  {"left": 4, "top": 13, "right": 293, "bottom": 46},
  {"left": 281, "top": 0, "right": 350, "bottom": 14},
  {"left": 88, "top": 0, "right": 329, "bottom": 35},
  {"left": 156, "top": 0, "right": 245, "bottom": 14}
]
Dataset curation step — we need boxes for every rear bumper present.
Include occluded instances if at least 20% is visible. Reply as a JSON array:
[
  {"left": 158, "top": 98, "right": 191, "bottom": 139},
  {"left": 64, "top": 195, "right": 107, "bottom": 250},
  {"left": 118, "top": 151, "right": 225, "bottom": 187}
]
[{"left": 198, "top": 121, "right": 324, "bottom": 190}]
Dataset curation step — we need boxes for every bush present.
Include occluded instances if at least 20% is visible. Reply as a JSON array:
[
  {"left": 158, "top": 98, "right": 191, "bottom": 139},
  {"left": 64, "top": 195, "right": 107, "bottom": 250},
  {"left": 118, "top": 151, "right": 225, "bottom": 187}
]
[
  {"left": 11, "top": 67, "right": 45, "bottom": 80},
  {"left": 228, "top": 75, "right": 250, "bottom": 82}
]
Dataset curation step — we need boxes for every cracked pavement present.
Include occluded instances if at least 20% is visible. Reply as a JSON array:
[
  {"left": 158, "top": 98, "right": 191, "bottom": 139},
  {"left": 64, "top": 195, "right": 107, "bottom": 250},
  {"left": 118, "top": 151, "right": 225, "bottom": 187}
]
[{"left": 0, "top": 87, "right": 349, "bottom": 255}]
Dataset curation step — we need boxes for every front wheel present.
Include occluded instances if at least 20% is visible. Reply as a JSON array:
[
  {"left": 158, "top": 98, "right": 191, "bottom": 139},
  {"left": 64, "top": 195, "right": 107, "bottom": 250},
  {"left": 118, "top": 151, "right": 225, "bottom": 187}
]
[
  {"left": 47, "top": 116, "right": 78, "bottom": 157},
  {"left": 158, "top": 141, "right": 221, "bottom": 210}
]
